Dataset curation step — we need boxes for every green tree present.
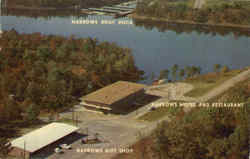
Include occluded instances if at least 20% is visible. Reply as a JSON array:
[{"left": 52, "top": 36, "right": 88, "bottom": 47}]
[
  {"left": 25, "top": 104, "right": 40, "bottom": 123},
  {"left": 197, "top": 66, "right": 202, "bottom": 75},
  {"left": 159, "top": 69, "right": 170, "bottom": 80},
  {"left": 1, "top": 98, "right": 21, "bottom": 121},
  {"left": 214, "top": 64, "right": 221, "bottom": 73},
  {"left": 185, "top": 66, "right": 192, "bottom": 78},
  {"left": 191, "top": 66, "right": 198, "bottom": 77},
  {"left": 25, "top": 81, "right": 44, "bottom": 104},
  {"left": 154, "top": 107, "right": 248, "bottom": 159},
  {"left": 171, "top": 64, "right": 179, "bottom": 81},
  {"left": 179, "top": 69, "right": 185, "bottom": 80},
  {"left": 221, "top": 65, "right": 230, "bottom": 74},
  {"left": 37, "top": 46, "right": 51, "bottom": 62},
  {"left": 0, "top": 137, "right": 10, "bottom": 157}
]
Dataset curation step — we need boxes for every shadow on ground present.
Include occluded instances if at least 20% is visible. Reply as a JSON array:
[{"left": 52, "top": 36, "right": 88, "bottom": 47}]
[{"left": 31, "top": 132, "right": 87, "bottom": 159}]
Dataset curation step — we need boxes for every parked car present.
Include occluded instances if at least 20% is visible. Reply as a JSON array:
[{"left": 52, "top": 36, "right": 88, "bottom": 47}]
[
  {"left": 158, "top": 79, "right": 166, "bottom": 84},
  {"left": 149, "top": 107, "right": 156, "bottom": 111},
  {"left": 81, "top": 135, "right": 99, "bottom": 144},
  {"left": 60, "top": 144, "right": 71, "bottom": 149},
  {"left": 55, "top": 147, "right": 63, "bottom": 153},
  {"left": 81, "top": 138, "right": 87, "bottom": 144}
]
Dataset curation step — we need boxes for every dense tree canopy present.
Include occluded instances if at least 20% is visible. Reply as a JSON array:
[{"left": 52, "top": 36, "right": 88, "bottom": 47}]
[
  {"left": 114, "top": 73, "right": 250, "bottom": 159},
  {"left": 153, "top": 78, "right": 250, "bottom": 159}
]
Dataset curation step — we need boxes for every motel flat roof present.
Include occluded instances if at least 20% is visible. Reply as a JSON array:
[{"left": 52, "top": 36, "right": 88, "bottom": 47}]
[
  {"left": 11, "top": 122, "right": 79, "bottom": 153},
  {"left": 81, "top": 81, "right": 146, "bottom": 105}
]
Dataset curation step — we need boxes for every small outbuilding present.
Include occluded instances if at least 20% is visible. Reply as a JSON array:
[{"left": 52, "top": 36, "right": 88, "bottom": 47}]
[{"left": 9, "top": 122, "right": 79, "bottom": 159}]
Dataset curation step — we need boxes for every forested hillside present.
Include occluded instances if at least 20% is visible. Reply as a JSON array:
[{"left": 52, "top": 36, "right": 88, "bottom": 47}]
[
  {"left": 114, "top": 77, "right": 250, "bottom": 159},
  {"left": 0, "top": 30, "right": 144, "bottom": 145},
  {"left": 135, "top": 0, "right": 250, "bottom": 26}
]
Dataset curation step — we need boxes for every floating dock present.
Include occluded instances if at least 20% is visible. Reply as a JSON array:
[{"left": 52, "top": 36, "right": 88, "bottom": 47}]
[
  {"left": 120, "top": 1, "right": 137, "bottom": 6},
  {"left": 114, "top": 10, "right": 134, "bottom": 18},
  {"left": 102, "top": 6, "right": 133, "bottom": 12},
  {"left": 88, "top": 8, "right": 120, "bottom": 14},
  {"left": 114, "top": 5, "right": 136, "bottom": 10},
  {"left": 83, "top": 1, "right": 137, "bottom": 17}
]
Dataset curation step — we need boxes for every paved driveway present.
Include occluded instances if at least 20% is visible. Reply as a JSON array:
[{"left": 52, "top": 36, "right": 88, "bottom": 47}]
[
  {"left": 45, "top": 68, "right": 250, "bottom": 159},
  {"left": 47, "top": 110, "right": 149, "bottom": 159}
]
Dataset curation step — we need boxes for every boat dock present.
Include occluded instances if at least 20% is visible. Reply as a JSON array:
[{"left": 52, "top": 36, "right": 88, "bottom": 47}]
[
  {"left": 119, "top": 1, "right": 137, "bottom": 6},
  {"left": 88, "top": 8, "right": 121, "bottom": 14},
  {"left": 113, "top": 5, "right": 136, "bottom": 10},
  {"left": 102, "top": 6, "right": 133, "bottom": 12},
  {"left": 82, "top": 1, "right": 137, "bottom": 17}
]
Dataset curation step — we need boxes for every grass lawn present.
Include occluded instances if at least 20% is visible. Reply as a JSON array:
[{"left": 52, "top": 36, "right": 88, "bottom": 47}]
[
  {"left": 138, "top": 106, "right": 183, "bottom": 122},
  {"left": 208, "top": 76, "right": 250, "bottom": 103},
  {"left": 184, "top": 69, "right": 244, "bottom": 98},
  {"left": 154, "top": 0, "right": 195, "bottom": 8},
  {"left": 205, "top": 0, "right": 233, "bottom": 7}
]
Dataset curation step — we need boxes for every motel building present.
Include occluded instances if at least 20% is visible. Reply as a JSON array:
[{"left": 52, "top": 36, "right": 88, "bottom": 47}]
[
  {"left": 8, "top": 123, "right": 79, "bottom": 159},
  {"left": 80, "top": 81, "right": 146, "bottom": 114}
]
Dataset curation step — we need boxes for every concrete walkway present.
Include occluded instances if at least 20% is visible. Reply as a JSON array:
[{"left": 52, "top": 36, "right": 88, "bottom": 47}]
[{"left": 125, "top": 82, "right": 195, "bottom": 119}]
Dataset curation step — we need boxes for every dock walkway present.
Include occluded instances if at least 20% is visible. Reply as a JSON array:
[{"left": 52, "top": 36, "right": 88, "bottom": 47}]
[
  {"left": 82, "top": 1, "right": 137, "bottom": 16},
  {"left": 102, "top": 6, "right": 133, "bottom": 12}
]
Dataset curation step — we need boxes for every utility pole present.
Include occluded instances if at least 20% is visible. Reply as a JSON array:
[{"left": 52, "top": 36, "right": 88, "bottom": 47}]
[
  {"left": 75, "top": 112, "right": 78, "bottom": 126},
  {"left": 0, "top": 0, "right": 2, "bottom": 39},
  {"left": 72, "top": 108, "right": 74, "bottom": 123},
  {"left": 23, "top": 141, "right": 26, "bottom": 159}
]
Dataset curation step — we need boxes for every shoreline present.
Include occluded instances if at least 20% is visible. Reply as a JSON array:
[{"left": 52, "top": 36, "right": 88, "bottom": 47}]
[
  {"left": 5, "top": 6, "right": 79, "bottom": 10},
  {"left": 4, "top": 0, "right": 132, "bottom": 11},
  {"left": 129, "top": 13, "right": 250, "bottom": 30}
]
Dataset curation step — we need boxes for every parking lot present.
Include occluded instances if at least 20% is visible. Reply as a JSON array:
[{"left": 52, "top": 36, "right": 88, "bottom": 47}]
[{"left": 43, "top": 109, "right": 149, "bottom": 159}]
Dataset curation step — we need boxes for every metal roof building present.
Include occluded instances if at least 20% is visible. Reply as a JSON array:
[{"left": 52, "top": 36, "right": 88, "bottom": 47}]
[{"left": 9, "top": 122, "right": 79, "bottom": 158}]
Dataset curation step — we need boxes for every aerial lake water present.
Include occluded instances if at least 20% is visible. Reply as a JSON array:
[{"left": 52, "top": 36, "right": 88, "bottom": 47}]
[{"left": 2, "top": 14, "right": 250, "bottom": 83}]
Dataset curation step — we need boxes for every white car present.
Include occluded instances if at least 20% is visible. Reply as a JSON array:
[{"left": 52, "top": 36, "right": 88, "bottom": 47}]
[
  {"left": 55, "top": 147, "right": 63, "bottom": 153},
  {"left": 60, "top": 144, "right": 72, "bottom": 149}
]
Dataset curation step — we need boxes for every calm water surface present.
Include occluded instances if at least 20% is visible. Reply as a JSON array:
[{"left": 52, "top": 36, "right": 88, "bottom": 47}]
[{"left": 2, "top": 14, "right": 250, "bottom": 83}]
